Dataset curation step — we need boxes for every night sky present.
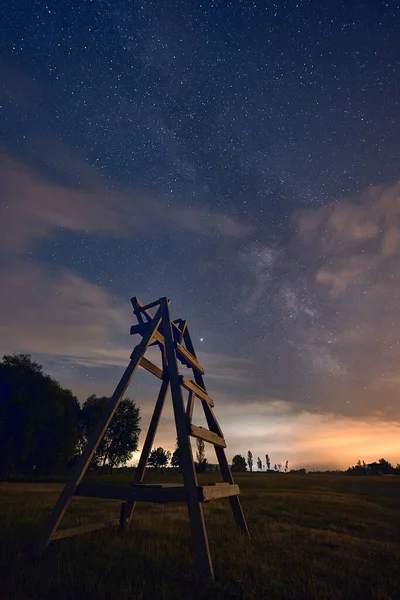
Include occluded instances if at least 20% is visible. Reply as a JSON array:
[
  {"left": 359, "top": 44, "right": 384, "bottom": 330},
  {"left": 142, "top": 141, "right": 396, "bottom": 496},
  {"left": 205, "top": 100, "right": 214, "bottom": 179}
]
[{"left": 1, "top": 1, "right": 400, "bottom": 469}]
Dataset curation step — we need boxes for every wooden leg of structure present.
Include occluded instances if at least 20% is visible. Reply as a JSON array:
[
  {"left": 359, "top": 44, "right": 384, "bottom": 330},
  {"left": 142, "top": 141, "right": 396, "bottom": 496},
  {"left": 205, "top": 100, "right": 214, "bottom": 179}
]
[
  {"left": 161, "top": 299, "right": 214, "bottom": 581},
  {"left": 122, "top": 377, "right": 170, "bottom": 529},
  {"left": 183, "top": 328, "right": 250, "bottom": 539},
  {"left": 38, "top": 307, "right": 163, "bottom": 549}
]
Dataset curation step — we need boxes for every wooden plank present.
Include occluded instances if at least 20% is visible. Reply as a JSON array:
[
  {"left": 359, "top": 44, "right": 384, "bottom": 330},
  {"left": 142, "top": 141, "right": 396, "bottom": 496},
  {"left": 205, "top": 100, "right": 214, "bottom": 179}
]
[
  {"left": 200, "top": 484, "right": 240, "bottom": 502},
  {"left": 173, "top": 318, "right": 187, "bottom": 342},
  {"left": 160, "top": 298, "right": 214, "bottom": 581},
  {"left": 132, "top": 297, "right": 170, "bottom": 323},
  {"left": 182, "top": 327, "right": 250, "bottom": 539},
  {"left": 180, "top": 376, "right": 214, "bottom": 407},
  {"left": 140, "top": 356, "right": 163, "bottom": 379},
  {"left": 75, "top": 481, "right": 188, "bottom": 503},
  {"left": 124, "top": 376, "right": 169, "bottom": 528},
  {"left": 75, "top": 483, "right": 134, "bottom": 501},
  {"left": 176, "top": 343, "right": 204, "bottom": 374},
  {"left": 140, "top": 299, "right": 163, "bottom": 311},
  {"left": 130, "top": 324, "right": 165, "bottom": 346},
  {"left": 190, "top": 425, "right": 226, "bottom": 448},
  {"left": 39, "top": 306, "right": 163, "bottom": 549},
  {"left": 186, "top": 390, "right": 195, "bottom": 423},
  {"left": 51, "top": 519, "right": 119, "bottom": 541}
]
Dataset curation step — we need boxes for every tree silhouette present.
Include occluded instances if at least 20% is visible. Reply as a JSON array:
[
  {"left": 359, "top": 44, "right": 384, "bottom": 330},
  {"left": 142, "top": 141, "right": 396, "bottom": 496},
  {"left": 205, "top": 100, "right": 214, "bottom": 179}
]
[
  {"left": 231, "top": 455, "right": 247, "bottom": 472},
  {"left": 195, "top": 438, "right": 208, "bottom": 472},
  {"left": 79, "top": 395, "right": 140, "bottom": 473},
  {"left": 284, "top": 460, "right": 289, "bottom": 473},
  {"left": 148, "top": 447, "right": 171, "bottom": 472},
  {"left": 0, "top": 354, "right": 79, "bottom": 479},
  {"left": 257, "top": 457, "right": 262, "bottom": 471},
  {"left": 171, "top": 438, "right": 181, "bottom": 472},
  {"left": 247, "top": 450, "right": 253, "bottom": 472},
  {"left": 266, "top": 454, "right": 271, "bottom": 471}
]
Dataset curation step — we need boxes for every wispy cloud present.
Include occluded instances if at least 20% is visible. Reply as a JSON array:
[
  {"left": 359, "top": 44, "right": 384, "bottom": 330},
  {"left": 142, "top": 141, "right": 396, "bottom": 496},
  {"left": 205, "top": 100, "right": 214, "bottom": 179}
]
[{"left": 0, "top": 151, "right": 250, "bottom": 256}]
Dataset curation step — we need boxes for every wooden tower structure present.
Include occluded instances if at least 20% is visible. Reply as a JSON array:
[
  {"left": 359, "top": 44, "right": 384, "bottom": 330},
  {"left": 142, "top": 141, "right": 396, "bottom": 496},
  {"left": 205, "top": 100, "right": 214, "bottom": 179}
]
[{"left": 39, "top": 296, "right": 250, "bottom": 580}]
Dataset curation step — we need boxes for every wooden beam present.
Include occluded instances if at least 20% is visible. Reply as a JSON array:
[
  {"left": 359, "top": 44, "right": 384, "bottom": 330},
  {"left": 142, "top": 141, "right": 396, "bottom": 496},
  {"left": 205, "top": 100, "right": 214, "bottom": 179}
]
[
  {"left": 140, "top": 356, "right": 163, "bottom": 379},
  {"left": 131, "top": 297, "right": 170, "bottom": 322},
  {"left": 124, "top": 376, "right": 169, "bottom": 528},
  {"left": 176, "top": 343, "right": 204, "bottom": 374},
  {"left": 131, "top": 323, "right": 165, "bottom": 348},
  {"left": 50, "top": 519, "right": 119, "bottom": 541},
  {"left": 180, "top": 376, "right": 214, "bottom": 407},
  {"left": 199, "top": 484, "right": 240, "bottom": 502},
  {"left": 186, "top": 390, "right": 195, "bottom": 423},
  {"left": 183, "top": 327, "right": 250, "bottom": 539},
  {"left": 190, "top": 425, "right": 226, "bottom": 448},
  {"left": 173, "top": 318, "right": 187, "bottom": 342},
  {"left": 160, "top": 298, "right": 214, "bottom": 581},
  {"left": 75, "top": 482, "right": 188, "bottom": 503},
  {"left": 75, "top": 483, "right": 133, "bottom": 500},
  {"left": 39, "top": 305, "right": 163, "bottom": 549}
]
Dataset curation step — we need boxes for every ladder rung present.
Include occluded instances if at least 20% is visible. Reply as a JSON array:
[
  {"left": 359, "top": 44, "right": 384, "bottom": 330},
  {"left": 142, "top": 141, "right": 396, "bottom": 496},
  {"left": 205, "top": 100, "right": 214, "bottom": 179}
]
[
  {"left": 176, "top": 343, "right": 204, "bottom": 373},
  {"left": 180, "top": 376, "right": 214, "bottom": 407},
  {"left": 140, "top": 356, "right": 163, "bottom": 379},
  {"left": 130, "top": 323, "right": 164, "bottom": 346},
  {"left": 190, "top": 424, "right": 226, "bottom": 448},
  {"left": 51, "top": 519, "right": 119, "bottom": 541},
  {"left": 199, "top": 484, "right": 240, "bottom": 502},
  {"left": 75, "top": 482, "right": 187, "bottom": 503}
]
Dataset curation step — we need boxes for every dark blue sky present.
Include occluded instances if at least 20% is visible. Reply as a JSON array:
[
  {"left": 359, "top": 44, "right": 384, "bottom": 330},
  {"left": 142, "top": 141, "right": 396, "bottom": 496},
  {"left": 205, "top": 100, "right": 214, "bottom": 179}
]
[{"left": 1, "top": 1, "right": 400, "bottom": 467}]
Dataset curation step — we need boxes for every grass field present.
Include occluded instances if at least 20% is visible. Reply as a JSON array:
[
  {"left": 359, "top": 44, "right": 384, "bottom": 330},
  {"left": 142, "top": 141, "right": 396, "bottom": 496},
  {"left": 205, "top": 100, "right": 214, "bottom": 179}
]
[{"left": 1, "top": 473, "right": 399, "bottom": 600}]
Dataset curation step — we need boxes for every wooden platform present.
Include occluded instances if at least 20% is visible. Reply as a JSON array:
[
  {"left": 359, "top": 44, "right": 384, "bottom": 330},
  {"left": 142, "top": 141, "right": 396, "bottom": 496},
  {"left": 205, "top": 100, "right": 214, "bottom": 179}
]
[{"left": 74, "top": 482, "right": 239, "bottom": 504}]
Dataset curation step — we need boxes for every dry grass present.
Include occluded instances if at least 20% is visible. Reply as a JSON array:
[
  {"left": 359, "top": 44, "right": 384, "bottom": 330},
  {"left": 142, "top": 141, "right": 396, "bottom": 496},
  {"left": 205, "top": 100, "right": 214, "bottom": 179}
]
[{"left": 1, "top": 473, "right": 399, "bottom": 599}]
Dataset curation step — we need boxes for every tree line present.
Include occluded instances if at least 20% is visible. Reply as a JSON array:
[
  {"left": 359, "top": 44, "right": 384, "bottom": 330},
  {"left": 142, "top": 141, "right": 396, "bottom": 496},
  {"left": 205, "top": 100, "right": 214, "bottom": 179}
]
[
  {"left": 0, "top": 354, "right": 140, "bottom": 479},
  {"left": 2, "top": 354, "right": 398, "bottom": 480},
  {"left": 230, "top": 451, "right": 291, "bottom": 473}
]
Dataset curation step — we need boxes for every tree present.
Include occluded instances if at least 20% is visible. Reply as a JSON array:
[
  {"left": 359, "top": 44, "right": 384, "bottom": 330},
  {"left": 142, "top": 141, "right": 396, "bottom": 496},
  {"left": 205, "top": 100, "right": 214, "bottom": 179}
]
[
  {"left": 79, "top": 395, "right": 140, "bottom": 473},
  {"left": 231, "top": 455, "right": 247, "bottom": 472},
  {"left": 247, "top": 450, "right": 253, "bottom": 472},
  {"left": 277, "top": 463, "right": 282, "bottom": 472},
  {"left": 196, "top": 438, "right": 208, "bottom": 473},
  {"left": 274, "top": 464, "right": 278, "bottom": 471},
  {"left": 148, "top": 447, "right": 171, "bottom": 472},
  {"left": 0, "top": 354, "right": 80, "bottom": 479},
  {"left": 284, "top": 460, "right": 289, "bottom": 473},
  {"left": 266, "top": 454, "right": 271, "bottom": 471},
  {"left": 257, "top": 457, "right": 262, "bottom": 471},
  {"left": 171, "top": 438, "right": 181, "bottom": 472}
]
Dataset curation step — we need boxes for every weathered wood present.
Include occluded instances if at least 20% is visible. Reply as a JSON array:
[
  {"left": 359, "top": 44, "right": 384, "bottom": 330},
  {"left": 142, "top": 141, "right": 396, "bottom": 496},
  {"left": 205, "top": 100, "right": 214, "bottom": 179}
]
[
  {"left": 199, "top": 484, "right": 240, "bottom": 502},
  {"left": 130, "top": 323, "right": 165, "bottom": 347},
  {"left": 176, "top": 343, "right": 204, "bottom": 373},
  {"left": 173, "top": 318, "right": 187, "bottom": 342},
  {"left": 139, "top": 299, "right": 163, "bottom": 312},
  {"left": 160, "top": 298, "right": 214, "bottom": 581},
  {"left": 75, "top": 483, "right": 133, "bottom": 500},
  {"left": 186, "top": 390, "right": 195, "bottom": 423},
  {"left": 51, "top": 520, "right": 119, "bottom": 541},
  {"left": 190, "top": 425, "right": 226, "bottom": 448},
  {"left": 123, "top": 376, "right": 169, "bottom": 528},
  {"left": 75, "top": 482, "right": 188, "bottom": 503},
  {"left": 180, "top": 376, "right": 214, "bottom": 407},
  {"left": 140, "top": 356, "right": 163, "bottom": 379},
  {"left": 183, "top": 327, "right": 250, "bottom": 539},
  {"left": 39, "top": 305, "right": 163, "bottom": 549}
]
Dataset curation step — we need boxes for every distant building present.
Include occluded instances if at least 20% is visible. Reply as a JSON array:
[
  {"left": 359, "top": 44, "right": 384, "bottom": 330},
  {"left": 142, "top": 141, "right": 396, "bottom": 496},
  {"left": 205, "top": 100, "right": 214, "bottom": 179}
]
[{"left": 366, "top": 463, "right": 384, "bottom": 475}]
